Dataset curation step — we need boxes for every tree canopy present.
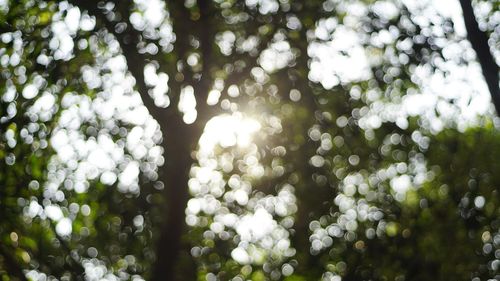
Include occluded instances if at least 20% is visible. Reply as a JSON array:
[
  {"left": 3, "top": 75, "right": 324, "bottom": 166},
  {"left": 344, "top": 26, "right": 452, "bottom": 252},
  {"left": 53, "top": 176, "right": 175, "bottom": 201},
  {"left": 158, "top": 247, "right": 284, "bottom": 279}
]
[{"left": 0, "top": 0, "right": 499, "bottom": 281}]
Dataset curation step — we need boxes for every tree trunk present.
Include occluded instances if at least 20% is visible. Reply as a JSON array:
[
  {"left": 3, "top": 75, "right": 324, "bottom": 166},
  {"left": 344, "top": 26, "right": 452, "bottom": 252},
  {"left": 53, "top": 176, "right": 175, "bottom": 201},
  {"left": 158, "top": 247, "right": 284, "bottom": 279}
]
[
  {"left": 151, "top": 110, "right": 202, "bottom": 281},
  {"left": 69, "top": 1, "right": 213, "bottom": 280},
  {"left": 459, "top": 0, "right": 500, "bottom": 115},
  {"left": 151, "top": 0, "right": 214, "bottom": 279}
]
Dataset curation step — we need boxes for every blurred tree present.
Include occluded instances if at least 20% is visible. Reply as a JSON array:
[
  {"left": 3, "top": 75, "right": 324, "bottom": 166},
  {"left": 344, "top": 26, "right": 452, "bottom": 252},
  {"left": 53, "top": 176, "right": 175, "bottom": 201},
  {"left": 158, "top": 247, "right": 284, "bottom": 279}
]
[
  {"left": 0, "top": 0, "right": 499, "bottom": 281},
  {"left": 459, "top": 0, "right": 500, "bottom": 113}
]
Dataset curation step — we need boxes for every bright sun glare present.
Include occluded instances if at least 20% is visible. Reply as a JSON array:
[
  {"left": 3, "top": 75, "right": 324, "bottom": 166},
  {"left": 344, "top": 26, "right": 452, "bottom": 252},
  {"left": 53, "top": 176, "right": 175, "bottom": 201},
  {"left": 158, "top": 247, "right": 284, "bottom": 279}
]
[
  {"left": 188, "top": 113, "right": 296, "bottom": 266},
  {"left": 199, "top": 113, "right": 262, "bottom": 152}
]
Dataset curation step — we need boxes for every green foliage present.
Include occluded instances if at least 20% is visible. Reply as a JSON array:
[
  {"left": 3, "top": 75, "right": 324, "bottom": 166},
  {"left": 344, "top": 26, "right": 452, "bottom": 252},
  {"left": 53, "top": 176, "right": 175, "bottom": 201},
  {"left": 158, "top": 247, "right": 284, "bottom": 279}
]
[{"left": 1, "top": 0, "right": 499, "bottom": 280}]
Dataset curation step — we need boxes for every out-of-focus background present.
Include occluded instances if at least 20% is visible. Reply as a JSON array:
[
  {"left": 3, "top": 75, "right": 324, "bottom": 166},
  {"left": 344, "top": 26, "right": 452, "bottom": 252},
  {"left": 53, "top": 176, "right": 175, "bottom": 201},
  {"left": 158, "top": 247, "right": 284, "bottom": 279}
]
[{"left": 0, "top": 0, "right": 499, "bottom": 280}]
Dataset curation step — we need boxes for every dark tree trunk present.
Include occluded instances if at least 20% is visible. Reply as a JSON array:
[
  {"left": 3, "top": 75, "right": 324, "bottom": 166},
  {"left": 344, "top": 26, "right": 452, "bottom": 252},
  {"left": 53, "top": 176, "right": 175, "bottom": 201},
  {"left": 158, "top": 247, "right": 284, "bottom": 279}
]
[
  {"left": 68, "top": 2, "right": 204, "bottom": 279},
  {"left": 151, "top": 1, "right": 214, "bottom": 280},
  {"left": 459, "top": 0, "right": 500, "bottom": 115},
  {"left": 151, "top": 111, "right": 201, "bottom": 281}
]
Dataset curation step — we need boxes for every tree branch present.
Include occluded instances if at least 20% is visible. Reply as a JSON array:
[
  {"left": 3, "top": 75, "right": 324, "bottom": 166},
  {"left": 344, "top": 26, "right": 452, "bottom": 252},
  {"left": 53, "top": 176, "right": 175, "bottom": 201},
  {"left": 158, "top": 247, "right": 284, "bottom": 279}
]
[
  {"left": 69, "top": 0, "right": 169, "bottom": 124},
  {"left": 459, "top": 0, "right": 500, "bottom": 115}
]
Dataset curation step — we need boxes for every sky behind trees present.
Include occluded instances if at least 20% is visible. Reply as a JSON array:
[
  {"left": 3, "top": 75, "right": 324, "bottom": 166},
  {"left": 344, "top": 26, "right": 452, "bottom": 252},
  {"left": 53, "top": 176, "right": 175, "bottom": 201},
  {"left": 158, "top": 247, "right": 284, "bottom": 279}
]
[{"left": 0, "top": 0, "right": 499, "bottom": 280}]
